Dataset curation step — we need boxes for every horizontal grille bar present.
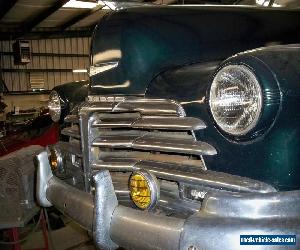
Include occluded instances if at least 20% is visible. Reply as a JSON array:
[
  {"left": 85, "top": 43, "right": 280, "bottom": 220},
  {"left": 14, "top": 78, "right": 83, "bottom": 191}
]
[
  {"left": 92, "top": 116, "right": 206, "bottom": 130},
  {"left": 56, "top": 141, "right": 82, "bottom": 157},
  {"left": 70, "top": 97, "right": 218, "bottom": 192},
  {"left": 92, "top": 134, "right": 217, "bottom": 156},
  {"left": 98, "top": 150, "right": 204, "bottom": 168},
  {"left": 80, "top": 99, "right": 185, "bottom": 116},
  {"left": 61, "top": 127, "right": 81, "bottom": 139},
  {"left": 113, "top": 101, "right": 184, "bottom": 116},
  {"left": 64, "top": 115, "right": 79, "bottom": 123},
  {"left": 91, "top": 160, "right": 276, "bottom": 194}
]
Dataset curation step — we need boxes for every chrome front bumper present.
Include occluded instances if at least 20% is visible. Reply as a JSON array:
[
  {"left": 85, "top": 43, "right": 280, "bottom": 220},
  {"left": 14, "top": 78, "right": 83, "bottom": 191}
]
[{"left": 36, "top": 151, "right": 300, "bottom": 250}]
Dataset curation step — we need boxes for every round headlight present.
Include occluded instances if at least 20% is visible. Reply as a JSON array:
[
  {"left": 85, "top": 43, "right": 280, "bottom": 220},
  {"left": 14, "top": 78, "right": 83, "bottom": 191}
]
[
  {"left": 129, "top": 171, "right": 159, "bottom": 210},
  {"left": 48, "top": 91, "right": 61, "bottom": 122},
  {"left": 209, "top": 65, "right": 263, "bottom": 136}
]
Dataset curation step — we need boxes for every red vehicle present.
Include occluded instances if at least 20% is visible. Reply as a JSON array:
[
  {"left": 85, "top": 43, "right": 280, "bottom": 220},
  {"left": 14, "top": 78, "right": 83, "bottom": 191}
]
[{"left": 0, "top": 112, "right": 58, "bottom": 157}]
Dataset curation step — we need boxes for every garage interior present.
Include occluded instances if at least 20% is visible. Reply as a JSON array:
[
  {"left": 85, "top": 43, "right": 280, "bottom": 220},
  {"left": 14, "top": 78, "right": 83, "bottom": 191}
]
[
  {"left": 0, "top": 0, "right": 298, "bottom": 250},
  {"left": 0, "top": 1, "right": 109, "bottom": 249}
]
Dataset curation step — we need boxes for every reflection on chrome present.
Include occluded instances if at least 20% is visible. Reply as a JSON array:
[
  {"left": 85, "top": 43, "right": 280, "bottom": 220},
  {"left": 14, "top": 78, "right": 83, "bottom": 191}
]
[
  {"left": 93, "top": 80, "right": 130, "bottom": 89},
  {"left": 89, "top": 61, "right": 119, "bottom": 77},
  {"left": 180, "top": 97, "right": 205, "bottom": 105}
]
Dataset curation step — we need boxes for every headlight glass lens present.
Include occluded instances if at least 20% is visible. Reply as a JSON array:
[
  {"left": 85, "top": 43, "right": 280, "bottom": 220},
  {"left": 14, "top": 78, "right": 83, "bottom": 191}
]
[
  {"left": 209, "top": 65, "right": 262, "bottom": 136},
  {"left": 48, "top": 91, "right": 61, "bottom": 122}
]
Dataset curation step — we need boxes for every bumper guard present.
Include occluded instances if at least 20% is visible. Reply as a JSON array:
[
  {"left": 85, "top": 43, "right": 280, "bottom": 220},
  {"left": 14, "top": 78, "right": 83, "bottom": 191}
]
[{"left": 35, "top": 151, "right": 300, "bottom": 250}]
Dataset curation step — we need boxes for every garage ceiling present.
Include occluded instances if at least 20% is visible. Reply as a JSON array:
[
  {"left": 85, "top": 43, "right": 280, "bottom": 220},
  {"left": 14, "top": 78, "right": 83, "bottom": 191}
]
[
  {"left": 0, "top": 0, "right": 296, "bottom": 40},
  {"left": 0, "top": 0, "right": 111, "bottom": 40},
  {"left": 0, "top": 0, "right": 246, "bottom": 40}
]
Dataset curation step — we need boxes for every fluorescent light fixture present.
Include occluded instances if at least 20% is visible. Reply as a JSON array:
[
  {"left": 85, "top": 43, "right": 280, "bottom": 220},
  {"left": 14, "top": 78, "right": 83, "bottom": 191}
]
[
  {"left": 63, "top": 0, "right": 99, "bottom": 9},
  {"left": 73, "top": 69, "right": 88, "bottom": 73}
]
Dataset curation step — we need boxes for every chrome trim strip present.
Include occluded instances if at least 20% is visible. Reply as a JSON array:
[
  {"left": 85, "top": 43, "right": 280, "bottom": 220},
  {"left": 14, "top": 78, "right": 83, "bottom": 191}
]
[
  {"left": 202, "top": 190, "right": 300, "bottom": 219},
  {"left": 113, "top": 102, "right": 184, "bottom": 116},
  {"left": 82, "top": 99, "right": 185, "bottom": 116},
  {"left": 88, "top": 95, "right": 126, "bottom": 103},
  {"left": 92, "top": 159, "right": 137, "bottom": 171},
  {"left": 98, "top": 152, "right": 204, "bottom": 168},
  {"left": 91, "top": 160, "right": 276, "bottom": 193},
  {"left": 92, "top": 116, "right": 206, "bottom": 130},
  {"left": 93, "top": 134, "right": 217, "bottom": 156},
  {"left": 79, "top": 104, "right": 95, "bottom": 191},
  {"left": 86, "top": 98, "right": 185, "bottom": 115}
]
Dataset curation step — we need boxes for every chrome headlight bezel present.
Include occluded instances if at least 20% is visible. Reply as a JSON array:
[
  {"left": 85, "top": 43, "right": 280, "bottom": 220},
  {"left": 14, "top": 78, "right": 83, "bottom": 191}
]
[
  {"left": 208, "top": 57, "right": 282, "bottom": 141},
  {"left": 209, "top": 64, "right": 263, "bottom": 137},
  {"left": 48, "top": 91, "right": 62, "bottom": 122}
]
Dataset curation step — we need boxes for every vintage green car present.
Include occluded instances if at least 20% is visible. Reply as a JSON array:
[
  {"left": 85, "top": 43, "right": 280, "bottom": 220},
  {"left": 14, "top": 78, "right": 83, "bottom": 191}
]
[{"left": 35, "top": 4, "right": 300, "bottom": 250}]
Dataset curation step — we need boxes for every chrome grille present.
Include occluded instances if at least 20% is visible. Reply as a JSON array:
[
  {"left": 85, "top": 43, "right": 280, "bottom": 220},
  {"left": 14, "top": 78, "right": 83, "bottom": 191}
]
[
  {"left": 64, "top": 97, "right": 214, "bottom": 190},
  {"left": 63, "top": 97, "right": 275, "bottom": 195},
  {"left": 61, "top": 126, "right": 80, "bottom": 139}
]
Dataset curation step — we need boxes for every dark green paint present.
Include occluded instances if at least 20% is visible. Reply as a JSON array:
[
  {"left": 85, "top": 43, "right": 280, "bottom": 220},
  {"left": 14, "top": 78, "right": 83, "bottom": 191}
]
[
  {"left": 147, "top": 46, "right": 300, "bottom": 190},
  {"left": 90, "top": 6, "right": 300, "bottom": 95},
  {"left": 57, "top": 6, "right": 300, "bottom": 190}
]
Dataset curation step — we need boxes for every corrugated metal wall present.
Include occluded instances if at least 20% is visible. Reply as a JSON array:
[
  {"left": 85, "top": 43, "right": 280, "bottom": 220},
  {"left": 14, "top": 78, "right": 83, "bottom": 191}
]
[{"left": 0, "top": 37, "right": 91, "bottom": 91}]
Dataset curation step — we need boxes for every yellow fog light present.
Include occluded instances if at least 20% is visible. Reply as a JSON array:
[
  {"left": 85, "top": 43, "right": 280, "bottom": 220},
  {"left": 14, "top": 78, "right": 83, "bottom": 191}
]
[
  {"left": 48, "top": 147, "right": 62, "bottom": 171},
  {"left": 129, "top": 170, "right": 159, "bottom": 210}
]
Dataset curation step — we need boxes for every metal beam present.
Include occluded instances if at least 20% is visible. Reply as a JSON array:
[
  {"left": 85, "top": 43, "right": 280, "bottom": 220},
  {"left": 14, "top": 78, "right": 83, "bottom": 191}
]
[
  {"left": 14, "top": 0, "right": 70, "bottom": 39},
  {"left": 26, "top": 28, "right": 94, "bottom": 39},
  {"left": 59, "top": 6, "right": 102, "bottom": 31},
  {"left": 86, "top": 19, "right": 100, "bottom": 28},
  {"left": 0, "top": 0, "right": 18, "bottom": 21}
]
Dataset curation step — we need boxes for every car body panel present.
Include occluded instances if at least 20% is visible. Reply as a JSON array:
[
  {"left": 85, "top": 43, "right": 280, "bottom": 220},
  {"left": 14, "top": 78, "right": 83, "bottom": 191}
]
[
  {"left": 38, "top": 6, "right": 300, "bottom": 249},
  {"left": 90, "top": 6, "right": 300, "bottom": 95},
  {"left": 146, "top": 45, "right": 300, "bottom": 190}
]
